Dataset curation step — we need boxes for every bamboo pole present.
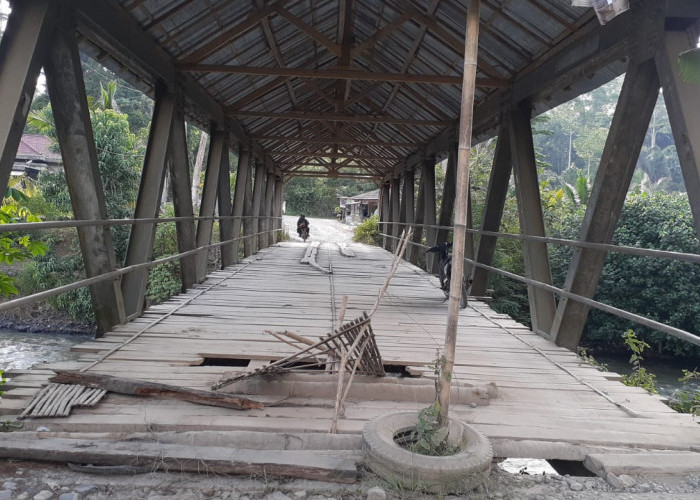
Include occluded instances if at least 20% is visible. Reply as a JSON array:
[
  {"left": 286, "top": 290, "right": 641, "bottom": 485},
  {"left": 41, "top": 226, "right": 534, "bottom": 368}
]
[{"left": 439, "top": 0, "right": 481, "bottom": 423}]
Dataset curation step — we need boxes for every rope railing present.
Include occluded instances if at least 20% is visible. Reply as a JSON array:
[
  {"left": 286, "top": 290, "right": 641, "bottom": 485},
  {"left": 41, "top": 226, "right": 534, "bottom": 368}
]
[
  {"left": 0, "top": 221, "right": 283, "bottom": 313},
  {"left": 377, "top": 225, "right": 700, "bottom": 349}
]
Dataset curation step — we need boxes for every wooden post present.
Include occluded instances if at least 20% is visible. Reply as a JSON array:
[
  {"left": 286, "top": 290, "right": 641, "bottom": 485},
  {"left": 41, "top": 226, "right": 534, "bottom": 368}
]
[
  {"left": 218, "top": 141, "right": 234, "bottom": 268},
  {"left": 551, "top": 57, "right": 661, "bottom": 349},
  {"left": 263, "top": 170, "right": 276, "bottom": 248},
  {"left": 471, "top": 121, "right": 512, "bottom": 296},
  {"left": 231, "top": 144, "right": 251, "bottom": 262},
  {"left": 121, "top": 84, "right": 175, "bottom": 318},
  {"left": 195, "top": 128, "right": 225, "bottom": 282},
  {"left": 250, "top": 159, "right": 267, "bottom": 253},
  {"left": 422, "top": 155, "right": 438, "bottom": 272},
  {"left": 243, "top": 159, "right": 256, "bottom": 257},
  {"left": 438, "top": 0, "right": 480, "bottom": 423},
  {"left": 168, "top": 109, "right": 197, "bottom": 290},
  {"left": 273, "top": 178, "right": 285, "bottom": 241},
  {"left": 0, "top": 0, "right": 53, "bottom": 199},
  {"left": 43, "top": 10, "right": 126, "bottom": 334},
  {"left": 509, "top": 103, "right": 556, "bottom": 337},
  {"left": 380, "top": 181, "right": 391, "bottom": 250}
]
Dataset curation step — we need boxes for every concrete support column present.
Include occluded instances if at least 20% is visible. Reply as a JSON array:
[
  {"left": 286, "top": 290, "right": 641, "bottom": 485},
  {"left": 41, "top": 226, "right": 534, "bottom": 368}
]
[
  {"left": 471, "top": 123, "right": 513, "bottom": 296},
  {"left": 121, "top": 84, "right": 176, "bottom": 318},
  {"left": 231, "top": 145, "right": 251, "bottom": 262},
  {"left": 250, "top": 160, "right": 267, "bottom": 253},
  {"left": 217, "top": 142, "right": 234, "bottom": 268},
  {"left": 509, "top": 104, "right": 556, "bottom": 337},
  {"left": 551, "top": 57, "right": 660, "bottom": 349},
  {"left": 422, "top": 156, "right": 438, "bottom": 272},
  {"left": 195, "top": 128, "right": 226, "bottom": 282},
  {"left": 402, "top": 168, "right": 416, "bottom": 262},
  {"left": 436, "top": 143, "right": 458, "bottom": 250},
  {"left": 389, "top": 176, "right": 401, "bottom": 252},
  {"left": 168, "top": 109, "right": 197, "bottom": 290},
  {"left": 0, "top": 0, "right": 53, "bottom": 198},
  {"left": 263, "top": 170, "right": 276, "bottom": 248},
  {"left": 656, "top": 31, "right": 700, "bottom": 239},
  {"left": 380, "top": 182, "right": 391, "bottom": 250},
  {"left": 243, "top": 159, "right": 256, "bottom": 257},
  {"left": 43, "top": 11, "right": 125, "bottom": 333}
]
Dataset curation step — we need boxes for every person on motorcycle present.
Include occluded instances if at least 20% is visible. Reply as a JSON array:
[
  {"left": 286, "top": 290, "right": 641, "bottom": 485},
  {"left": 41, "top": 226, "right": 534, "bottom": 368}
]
[{"left": 296, "top": 214, "right": 309, "bottom": 237}]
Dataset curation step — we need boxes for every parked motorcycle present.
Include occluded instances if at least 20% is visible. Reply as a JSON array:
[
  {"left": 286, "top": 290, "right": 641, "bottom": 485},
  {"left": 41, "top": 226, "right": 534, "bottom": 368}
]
[
  {"left": 298, "top": 222, "right": 309, "bottom": 242},
  {"left": 426, "top": 242, "right": 469, "bottom": 309}
]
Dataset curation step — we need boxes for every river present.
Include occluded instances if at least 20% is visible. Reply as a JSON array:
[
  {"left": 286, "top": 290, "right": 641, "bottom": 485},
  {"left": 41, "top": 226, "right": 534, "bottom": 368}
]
[{"left": 0, "top": 329, "right": 91, "bottom": 372}]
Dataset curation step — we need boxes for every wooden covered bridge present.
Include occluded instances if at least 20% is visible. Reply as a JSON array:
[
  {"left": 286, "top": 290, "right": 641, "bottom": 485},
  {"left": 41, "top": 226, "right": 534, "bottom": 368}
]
[{"left": 2, "top": 0, "right": 700, "bottom": 483}]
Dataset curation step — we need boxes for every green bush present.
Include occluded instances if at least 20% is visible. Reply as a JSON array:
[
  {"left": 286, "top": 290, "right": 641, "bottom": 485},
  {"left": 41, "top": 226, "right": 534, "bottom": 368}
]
[
  {"left": 146, "top": 262, "right": 181, "bottom": 306},
  {"left": 353, "top": 215, "right": 380, "bottom": 245}
]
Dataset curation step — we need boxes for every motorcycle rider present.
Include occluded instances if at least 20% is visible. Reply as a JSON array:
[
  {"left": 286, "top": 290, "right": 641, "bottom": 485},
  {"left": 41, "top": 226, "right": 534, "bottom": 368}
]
[{"left": 296, "top": 214, "right": 309, "bottom": 237}]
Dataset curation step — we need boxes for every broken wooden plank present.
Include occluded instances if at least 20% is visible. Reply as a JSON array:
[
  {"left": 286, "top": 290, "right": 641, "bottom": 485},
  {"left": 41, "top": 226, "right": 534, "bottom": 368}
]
[{"left": 50, "top": 371, "right": 264, "bottom": 410}]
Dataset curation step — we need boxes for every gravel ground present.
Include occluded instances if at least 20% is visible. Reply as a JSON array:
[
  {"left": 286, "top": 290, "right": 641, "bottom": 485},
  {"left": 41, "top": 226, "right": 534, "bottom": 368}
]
[{"left": 3, "top": 217, "right": 698, "bottom": 499}]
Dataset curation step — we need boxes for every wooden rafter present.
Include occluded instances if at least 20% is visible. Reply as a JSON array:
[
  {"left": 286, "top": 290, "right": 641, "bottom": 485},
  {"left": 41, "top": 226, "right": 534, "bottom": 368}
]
[
  {"left": 256, "top": 135, "right": 415, "bottom": 148},
  {"left": 269, "top": 151, "right": 400, "bottom": 161},
  {"left": 276, "top": 8, "right": 342, "bottom": 56},
  {"left": 179, "top": 64, "right": 508, "bottom": 87},
  {"left": 234, "top": 110, "right": 447, "bottom": 127}
]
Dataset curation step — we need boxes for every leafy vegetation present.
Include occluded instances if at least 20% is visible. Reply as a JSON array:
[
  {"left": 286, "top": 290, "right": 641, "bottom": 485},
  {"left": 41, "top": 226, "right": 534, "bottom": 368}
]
[
  {"left": 353, "top": 215, "right": 380, "bottom": 245},
  {"left": 669, "top": 369, "right": 700, "bottom": 416},
  {"left": 620, "top": 330, "right": 658, "bottom": 394},
  {"left": 284, "top": 176, "right": 375, "bottom": 217}
]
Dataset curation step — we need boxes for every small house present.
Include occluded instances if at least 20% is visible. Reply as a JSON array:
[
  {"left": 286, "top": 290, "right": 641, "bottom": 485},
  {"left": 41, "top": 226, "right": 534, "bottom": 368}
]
[{"left": 338, "top": 189, "right": 379, "bottom": 224}]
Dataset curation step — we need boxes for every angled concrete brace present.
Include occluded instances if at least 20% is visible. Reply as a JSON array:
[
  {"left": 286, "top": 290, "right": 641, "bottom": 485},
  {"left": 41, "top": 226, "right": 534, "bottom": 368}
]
[
  {"left": 251, "top": 160, "right": 267, "bottom": 253},
  {"left": 0, "top": 0, "right": 53, "bottom": 201},
  {"left": 471, "top": 121, "right": 513, "bottom": 296},
  {"left": 231, "top": 144, "right": 251, "bottom": 262},
  {"left": 389, "top": 176, "right": 401, "bottom": 251},
  {"left": 121, "top": 85, "right": 176, "bottom": 318},
  {"left": 263, "top": 170, "right": 276, "bottom": 248},
  {"left": 409, "top": 162, "right": 426, "bottom": 266},
  {"left": 402, "top": 168, "right": 416, "bottom": 263},
  {"left": 380, "top": 181, "right": 391, "bottom": 250},
  {"left": 436, "top": 143, "right": 458, "bottom": 251},
  {"left": 195, "top": 128, "right": 226, "bottom": 282},
  {"left": 422, "top": 155, "right": 438, "bottom": 272},
  {"left": 509, "top": 103, "right": 556, "bottom": 336},
  {"left": 242, "top": 158, "right": 256, "bottom": 257},
  {"left": 656, "top": 30, "right": 700, "bottom": 239},
  {"left": 551, "top": 57, "right": 662, "bottom": 349},
  {"left": 43, "top": 9, "right": 125, "bottom": 333},
  {"left": 218, "top": 142, "right": 234, "bottom": 268},
  {"left": 167, "top": 109, "right": 197, "bottom": 290}
]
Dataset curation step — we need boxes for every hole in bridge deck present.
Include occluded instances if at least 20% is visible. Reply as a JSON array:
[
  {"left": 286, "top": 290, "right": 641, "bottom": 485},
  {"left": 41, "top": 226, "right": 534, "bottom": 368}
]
[
  {"left": 382, "top": 364, "right": 421, "bottom": 378},
  {"left": 498, "top": 458, "right": 595, "bottom": 477},
  {"left": 201, "top": 358, "right": 251, "bottom": 367}
]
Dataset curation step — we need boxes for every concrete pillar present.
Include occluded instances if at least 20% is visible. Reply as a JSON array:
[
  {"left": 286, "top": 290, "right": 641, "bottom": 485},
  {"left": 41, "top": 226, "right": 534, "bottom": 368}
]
[
  {"left": 168, "top": 109, "right": 197, "bottom": 290},
  {"left": 471, "top": 123, "right": 513, "bottom": 296},
  {"left": 551, "top": 57, "right": 660, "bottom": 349},
  {"left": 43, "top": 10, "right": 125, "bottom": 333},
  {"left": 121, "top": 84, "right": 175, "bottom": 318},
  {"left": 195, "top": 128, "right": 226, "bottom": 282},
  {"left": 509, "top": 103, "right": 556, "bottom": 337},
  {"left": 0, "top": 0, "right": 53, "bottom": 198},
  {"left": 218, "top": 141, "right": 234, "bottom": 268}
]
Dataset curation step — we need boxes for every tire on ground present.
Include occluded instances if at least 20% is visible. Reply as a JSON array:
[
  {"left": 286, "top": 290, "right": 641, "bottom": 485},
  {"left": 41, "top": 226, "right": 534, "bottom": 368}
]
[{"left": 362, "top": 411, "right": 492, "bottom": 495}]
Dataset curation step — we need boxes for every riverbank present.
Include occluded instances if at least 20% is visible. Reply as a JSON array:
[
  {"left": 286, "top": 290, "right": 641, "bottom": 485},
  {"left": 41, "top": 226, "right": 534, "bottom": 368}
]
[{"left": 0, "top": 303, "right": 95, "bottom": 336}]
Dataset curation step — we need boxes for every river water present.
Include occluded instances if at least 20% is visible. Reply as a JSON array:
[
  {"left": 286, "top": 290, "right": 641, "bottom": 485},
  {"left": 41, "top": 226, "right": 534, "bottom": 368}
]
[{"left": 0, "top": 329, "right": 91, "bottom": 372}]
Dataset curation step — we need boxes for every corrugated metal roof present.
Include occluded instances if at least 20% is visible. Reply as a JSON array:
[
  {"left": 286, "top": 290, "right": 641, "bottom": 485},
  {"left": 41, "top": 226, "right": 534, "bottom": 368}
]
[{"left": 99, "top": 0, "right": 627, "bottom": 179}]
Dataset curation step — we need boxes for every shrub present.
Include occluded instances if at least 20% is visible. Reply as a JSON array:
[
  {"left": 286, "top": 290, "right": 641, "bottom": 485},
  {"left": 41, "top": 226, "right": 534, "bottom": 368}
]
[{"left": 353, "top": 215, "right": 380, "bottom": 245}]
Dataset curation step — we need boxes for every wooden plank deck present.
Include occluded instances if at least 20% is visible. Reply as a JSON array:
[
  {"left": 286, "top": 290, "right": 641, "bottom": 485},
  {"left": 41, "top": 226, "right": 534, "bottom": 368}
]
[{"left": 3, "top": 241, "right": 700, "bottom": 471}]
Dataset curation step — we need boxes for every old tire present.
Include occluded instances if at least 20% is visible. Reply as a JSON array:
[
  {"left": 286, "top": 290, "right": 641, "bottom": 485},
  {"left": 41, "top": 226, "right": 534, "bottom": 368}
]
[{"left": 362, "top": 411, "right": 492, "bottom": 495}]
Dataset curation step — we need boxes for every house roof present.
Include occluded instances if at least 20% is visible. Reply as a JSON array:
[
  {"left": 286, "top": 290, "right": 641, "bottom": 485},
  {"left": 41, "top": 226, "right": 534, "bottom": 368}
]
[{"left": 17, "top": 135, "right": 62, "bottom": 163}]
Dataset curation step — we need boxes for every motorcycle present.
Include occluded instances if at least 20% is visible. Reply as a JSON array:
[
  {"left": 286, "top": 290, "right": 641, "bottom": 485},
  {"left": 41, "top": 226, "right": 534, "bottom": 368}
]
[
  {"left": 426, "top": 242, "right": 469, "bottom": 309},
  {"left": 298, "top": 222, "right": 309, "bottom": 242}
]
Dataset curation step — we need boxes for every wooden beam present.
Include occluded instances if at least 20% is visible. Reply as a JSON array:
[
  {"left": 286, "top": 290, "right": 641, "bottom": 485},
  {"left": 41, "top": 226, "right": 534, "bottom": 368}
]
[
  {"left": 179, "top": 64, "right": 507, "bottom": 87},
  {"left": 422, "top": 155, "right": 438, "bottom": 272},
  {"left": 250, "top": 160, "right": 267, "bottom": 253},
  {"left": 256, "top": 135, "right": 415, "bottom": 148},
  {"left": 269, "top": 151, "right": 400, "bottom": 161},
  {"left": 44, "top": 10, "right": 125, "bottom": 334},
  {"left": 389, "top": 177, "right": 401, "bottom": 252},
  {"left": 231, "top": 145, "right": 252, "bottom": 263},
  {"left": 436, "top": 143, "right": 458, "bottom": 252},
  {"left": 550, "top": 57, "right": 661, "bottom": 350},
  {"left": 350, "top": 12, "right": 412, "bottom": 58},
  {"left": 509, "top": 103, "right": 556, "bottom": 337},
  {"left": 276, "top": 8, "right": 342, "bottom": 56},
  {"left": 242, "top": 156, "right": 256, "bottom": 257},
  {"left": 218, "top": 140, "right": 235, "bottom": 268},
  {"left": 234, "top": 110, "right": 446, "bottom": 127},
  {"left": 380, "top": 182, "right": 392, "bottom": 250},
  {"left": 403, "top": 169, "right": 416, "bottom": 263},
  {"left": 0, "top": 0, "right": 53, "bottom": 199}
]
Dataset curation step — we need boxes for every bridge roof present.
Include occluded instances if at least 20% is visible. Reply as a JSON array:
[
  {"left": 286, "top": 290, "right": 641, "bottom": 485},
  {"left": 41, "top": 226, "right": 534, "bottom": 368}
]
[{"left": 74, "top": 0, "right": 699, "bottom": 180}]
